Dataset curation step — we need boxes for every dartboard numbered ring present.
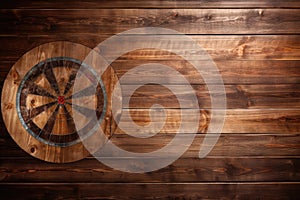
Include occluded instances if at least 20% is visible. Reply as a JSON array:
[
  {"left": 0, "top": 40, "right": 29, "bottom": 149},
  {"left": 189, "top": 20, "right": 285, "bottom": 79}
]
[{"left": 1, "top": 42, "right": 119, "bottom": 163}]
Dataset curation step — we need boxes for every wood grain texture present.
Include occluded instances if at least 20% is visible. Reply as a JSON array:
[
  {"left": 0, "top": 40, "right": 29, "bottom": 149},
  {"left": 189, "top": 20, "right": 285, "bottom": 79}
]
[
  {"left": 123, "top": 84, "right": 300, "bottom": 109},
  {"left": 2, "top": 60, "right": 300, "bottom": 85},
  {"left": 1, "top": 35, "right": 299, "bottom": 86},
  {"left": 1, "top": 108, "right": 300, "bottom": 135},
  {"left": 1, "top": 9, "right": 300, "bottom": 35},
  {"left": 0, "top": 1, "right": 299, "bottom": 199},
  {"left": 0, "top": 157, "right": 299, "bottom": 182},
  {"left": 2, "top": 0, "right": 300, "bottom": 9},
  {"left": 113, "top": 109, "right": 300, "bottom": 134},
  {"left": 0, "top": 183, "right": 299, "bottom": 200},
  {"left": 1, "top": 132, "right": 300, "bottom": 157},
  {"left": 1, "top": 35, "right": 299, "bottom": 61},
  {"left": 113, "top": 60, "right": 300, "bottom": 85}
]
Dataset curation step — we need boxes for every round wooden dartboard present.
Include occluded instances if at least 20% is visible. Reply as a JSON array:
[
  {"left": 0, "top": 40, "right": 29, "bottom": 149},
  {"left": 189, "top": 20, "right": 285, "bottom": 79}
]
[{"left": 1, "top": 41, "right": 120, "bottom": 163}]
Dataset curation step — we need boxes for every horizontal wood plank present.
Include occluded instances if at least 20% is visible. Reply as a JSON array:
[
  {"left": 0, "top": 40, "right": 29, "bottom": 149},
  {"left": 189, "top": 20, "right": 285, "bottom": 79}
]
[
  {"left": 0, "top": 157, "right": 299, "bottom": 182},
  {"left": 122, "top": 84, "right": 300, "bottom": 109},
  {"left": 1, "top": 9, "right": 300, "bottom": 35},
  {"left": 1, "top": 132, "right": 299, "bottom": 158},
  {"left": 113, "top": 109, "right": 300, "bottom": 134},
  {"left": 2, "top": 0, "right": 300, "bottom": 9},
  {"left": 94, "top": 134, "right": 300, "bottom": 157},
  {"left": 0, "top": 183, "right": 299, "bottom": 200},
  {"left": 1, "top": 109, "right": 299, "bottom": 135},
  {"left": 1, "top": 35, "right": 299, "bottom": 61},
  {"left": 113, "top": 60, "right": 300, "bottom": 85}
]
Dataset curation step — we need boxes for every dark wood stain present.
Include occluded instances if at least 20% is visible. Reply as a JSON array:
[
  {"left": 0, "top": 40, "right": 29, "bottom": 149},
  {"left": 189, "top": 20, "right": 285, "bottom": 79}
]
[
  {"left": 2, "top": 0, "right": 300, "bottom": 9},
  {"left": 0, "top": 157, "right": 299, "bottom": 182},
  {"left": 1, "top": 9, "right": 300, "bottom": 35},
  {"left": 1, "top": 132, "right": 300, "bottom": 157},
  {"left": 0, "top": 183, "right": 299, "bottom": 200},
  {"left": 0, "top": 0, "right": 299, "bottom": 199}
]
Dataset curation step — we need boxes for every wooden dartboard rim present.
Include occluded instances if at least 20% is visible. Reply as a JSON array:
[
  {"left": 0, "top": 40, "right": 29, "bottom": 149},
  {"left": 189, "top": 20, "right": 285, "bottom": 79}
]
[{"left": 1, "top": 41, "right": 119, "bottom": 163}]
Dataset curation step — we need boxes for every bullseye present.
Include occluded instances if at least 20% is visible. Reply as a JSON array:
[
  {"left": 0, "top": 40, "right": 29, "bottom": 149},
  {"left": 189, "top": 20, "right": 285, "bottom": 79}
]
[{"left": 57, "top": 96, "right": 65, "bottom": 105}]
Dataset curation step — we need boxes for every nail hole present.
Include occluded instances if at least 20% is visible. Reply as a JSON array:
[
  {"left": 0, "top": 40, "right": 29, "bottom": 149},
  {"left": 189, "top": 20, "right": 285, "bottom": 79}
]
[{"left": 30, "top": 147, "right": 35, "bottom": 153}]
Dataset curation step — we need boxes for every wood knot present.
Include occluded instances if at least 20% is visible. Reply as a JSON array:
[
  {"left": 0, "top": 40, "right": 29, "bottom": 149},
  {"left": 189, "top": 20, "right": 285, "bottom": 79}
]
[
  {"left": 199, "top": 110, "right": 210, "bottom": 133},
  {"left": 204, "top": 15, "right": 212, "bottom": 20},
  {"left": 172, "top": 12, "right": 179, "bottom": 18},
  {"left": 11, "top": 69, "right": 19, "bottom": 80},
  {"left": 237, "top": 44, "right": 248, "bottom": 57}
]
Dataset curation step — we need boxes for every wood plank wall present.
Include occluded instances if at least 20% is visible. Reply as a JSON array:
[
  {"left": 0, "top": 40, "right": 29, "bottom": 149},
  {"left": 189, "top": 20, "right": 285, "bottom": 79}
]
[{"left": 0, "top": 0, "right": 300, "bottom": 199}]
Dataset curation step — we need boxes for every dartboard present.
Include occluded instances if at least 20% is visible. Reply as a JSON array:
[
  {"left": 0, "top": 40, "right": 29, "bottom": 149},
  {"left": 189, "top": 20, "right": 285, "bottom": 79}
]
[{"left": 1, "top": 42, "right": 119, "bottom": 163}]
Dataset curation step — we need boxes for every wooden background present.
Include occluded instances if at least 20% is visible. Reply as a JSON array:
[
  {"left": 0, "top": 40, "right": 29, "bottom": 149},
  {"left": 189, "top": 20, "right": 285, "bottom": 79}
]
[{"left": 0, "top": 0, "right": 300, "bottom": 199}]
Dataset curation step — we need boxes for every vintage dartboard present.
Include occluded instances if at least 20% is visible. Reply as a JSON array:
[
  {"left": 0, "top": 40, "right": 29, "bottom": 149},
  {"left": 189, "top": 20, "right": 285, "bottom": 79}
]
[{"left": 1, "top": 42, "right": 120, "bottom": 163}]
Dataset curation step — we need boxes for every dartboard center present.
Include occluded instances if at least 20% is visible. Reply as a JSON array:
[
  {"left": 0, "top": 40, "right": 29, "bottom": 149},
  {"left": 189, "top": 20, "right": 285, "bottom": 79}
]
[{"left": 57, "top": 96, "right": 66, "bottom": 105}]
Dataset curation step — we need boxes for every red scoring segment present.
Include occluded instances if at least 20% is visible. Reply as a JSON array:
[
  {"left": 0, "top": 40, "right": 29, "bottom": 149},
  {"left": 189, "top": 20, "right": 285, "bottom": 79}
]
[{"left": 57, "top": 96, "right": 66, "bottom": 105}]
